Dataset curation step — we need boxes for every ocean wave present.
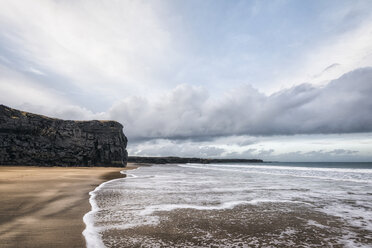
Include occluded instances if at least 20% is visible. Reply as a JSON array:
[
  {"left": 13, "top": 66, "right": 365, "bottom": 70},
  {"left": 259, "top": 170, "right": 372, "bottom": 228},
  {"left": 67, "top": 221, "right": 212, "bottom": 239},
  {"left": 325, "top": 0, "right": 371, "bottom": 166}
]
[
  {"left": 139, "top": 199, "right": 311, "bottom": 216},
  {"left": 84, "top": 164, "right": 372, "bottom": 247},
  {"left": 178, "top": 164, "right": 372, "bottom": 183}
]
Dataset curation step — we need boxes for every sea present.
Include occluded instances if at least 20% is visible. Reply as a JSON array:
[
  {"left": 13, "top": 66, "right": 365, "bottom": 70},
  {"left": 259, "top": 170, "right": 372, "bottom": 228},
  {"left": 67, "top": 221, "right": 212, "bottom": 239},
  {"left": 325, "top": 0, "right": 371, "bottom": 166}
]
[{"left": 83, "top": 162, "right": 372, "bottom": 247}]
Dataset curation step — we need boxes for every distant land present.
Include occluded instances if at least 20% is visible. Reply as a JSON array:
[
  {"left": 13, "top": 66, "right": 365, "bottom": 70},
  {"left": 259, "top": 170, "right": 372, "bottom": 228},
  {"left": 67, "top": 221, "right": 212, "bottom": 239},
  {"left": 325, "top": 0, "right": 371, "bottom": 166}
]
[{"left": 128, "top": 156, "right": 263, "bottom": 164}]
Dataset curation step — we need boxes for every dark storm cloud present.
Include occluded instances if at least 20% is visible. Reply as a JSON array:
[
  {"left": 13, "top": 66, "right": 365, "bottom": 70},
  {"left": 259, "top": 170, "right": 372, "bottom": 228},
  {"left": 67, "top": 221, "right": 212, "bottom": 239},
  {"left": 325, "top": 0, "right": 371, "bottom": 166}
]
[{"left": 109, "top": 67, "right": 372, "bottom": 141}]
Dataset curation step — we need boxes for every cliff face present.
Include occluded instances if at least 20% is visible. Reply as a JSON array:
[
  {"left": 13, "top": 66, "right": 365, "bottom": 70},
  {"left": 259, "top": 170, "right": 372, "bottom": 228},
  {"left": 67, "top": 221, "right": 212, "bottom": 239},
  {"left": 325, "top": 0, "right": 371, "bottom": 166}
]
[{"left": 0, "top": 105, "right": 128, "bottom": 167}]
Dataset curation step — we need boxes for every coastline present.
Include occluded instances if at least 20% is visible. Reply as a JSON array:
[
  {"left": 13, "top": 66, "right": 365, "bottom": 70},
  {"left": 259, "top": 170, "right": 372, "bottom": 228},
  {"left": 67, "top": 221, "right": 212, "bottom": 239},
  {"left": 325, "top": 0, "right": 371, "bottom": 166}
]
[
  {"left": 83, "top": 166, "right": 140, "bottom": 248},
  {"left": 0, "top": 164, "right": 137, "bottom": 248}
]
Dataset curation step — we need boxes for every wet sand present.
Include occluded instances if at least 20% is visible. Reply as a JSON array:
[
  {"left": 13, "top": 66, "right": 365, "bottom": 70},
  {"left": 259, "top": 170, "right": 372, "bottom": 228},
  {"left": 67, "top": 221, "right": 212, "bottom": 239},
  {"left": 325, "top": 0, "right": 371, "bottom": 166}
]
[
  {"left": 0, "top": 164, "right": 136, "bottom": 248},
  {"left": 93, "top": 163, "right": 372, "bottom": 247},
  {"left": 101, "top": 203, "right": 370, "bottom": 247}
]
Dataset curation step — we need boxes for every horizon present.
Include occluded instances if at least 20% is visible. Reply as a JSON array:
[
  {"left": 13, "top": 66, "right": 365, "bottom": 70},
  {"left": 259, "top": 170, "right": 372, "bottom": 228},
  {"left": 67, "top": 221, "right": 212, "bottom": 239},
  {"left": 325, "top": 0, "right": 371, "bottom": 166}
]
[
  {"left": 2, "top": 103, "right": 372, "bottom": 163},
  {"left": 1, "top": 0, "right": 372, "bottom": 162}
]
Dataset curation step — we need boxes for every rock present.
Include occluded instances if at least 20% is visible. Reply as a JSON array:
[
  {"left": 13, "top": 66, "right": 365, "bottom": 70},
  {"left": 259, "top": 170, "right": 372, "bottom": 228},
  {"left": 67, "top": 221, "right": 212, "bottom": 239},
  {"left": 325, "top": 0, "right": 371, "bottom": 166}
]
[{"left": 0, "top": 105, "right": 127, "bottom": 167}]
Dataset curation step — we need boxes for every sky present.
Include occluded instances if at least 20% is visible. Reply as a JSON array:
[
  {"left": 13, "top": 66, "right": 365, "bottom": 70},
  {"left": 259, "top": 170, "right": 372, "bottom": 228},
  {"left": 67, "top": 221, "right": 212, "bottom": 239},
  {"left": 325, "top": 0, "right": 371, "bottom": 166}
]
[{"left": 1, "top": 0, "right": 372, "bottom": 162}]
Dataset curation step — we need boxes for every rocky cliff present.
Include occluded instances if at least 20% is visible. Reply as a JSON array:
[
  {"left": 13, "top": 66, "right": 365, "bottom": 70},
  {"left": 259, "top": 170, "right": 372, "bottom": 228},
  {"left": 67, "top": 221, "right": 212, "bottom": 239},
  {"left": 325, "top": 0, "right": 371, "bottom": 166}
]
[{"left": 0, "top": 105, "right": 128, "bottom": 167}]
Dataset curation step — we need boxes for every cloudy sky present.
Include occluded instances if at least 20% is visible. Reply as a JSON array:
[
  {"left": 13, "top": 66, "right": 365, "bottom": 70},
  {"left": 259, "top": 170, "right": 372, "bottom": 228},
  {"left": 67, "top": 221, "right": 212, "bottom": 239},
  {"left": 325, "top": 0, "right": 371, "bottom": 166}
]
[{"left": 1, "top": 0, "right": 372, "bottom": 161}]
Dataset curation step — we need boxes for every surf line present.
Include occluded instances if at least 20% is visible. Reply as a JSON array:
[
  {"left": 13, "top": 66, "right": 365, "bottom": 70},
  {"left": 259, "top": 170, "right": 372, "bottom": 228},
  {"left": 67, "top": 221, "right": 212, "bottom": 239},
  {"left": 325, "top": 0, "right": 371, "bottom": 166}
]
[{"left": 82, "top": 167, "right": 141, "bottom": 248}]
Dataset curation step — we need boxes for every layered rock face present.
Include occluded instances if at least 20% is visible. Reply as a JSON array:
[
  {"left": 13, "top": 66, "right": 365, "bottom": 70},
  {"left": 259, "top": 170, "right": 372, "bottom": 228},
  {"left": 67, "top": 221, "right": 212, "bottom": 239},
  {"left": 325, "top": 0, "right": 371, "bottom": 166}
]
[{"left": 0, "top": 105, "right": 128, "bottom": 167}]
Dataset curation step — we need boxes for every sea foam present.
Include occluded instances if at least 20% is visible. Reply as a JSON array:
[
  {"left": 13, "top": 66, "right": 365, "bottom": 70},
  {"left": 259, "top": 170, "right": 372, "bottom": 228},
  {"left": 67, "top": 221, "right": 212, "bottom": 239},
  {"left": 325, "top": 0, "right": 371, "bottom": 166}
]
[
  {"left": 83, "top": 169, "right": 139, "bottom": 248},
  {"left": 83, "top": 163, "right": 372, "bottom": 247}
]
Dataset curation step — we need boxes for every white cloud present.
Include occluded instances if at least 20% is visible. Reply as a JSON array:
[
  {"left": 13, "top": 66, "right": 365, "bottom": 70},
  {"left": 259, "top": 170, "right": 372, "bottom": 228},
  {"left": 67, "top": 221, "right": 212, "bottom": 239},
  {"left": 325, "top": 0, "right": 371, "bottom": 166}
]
[
  {"left": 1, "top": 0, "right": 372, "bottom": 101},
  {"left": 0, "top": 64, "right": 106, "bottom": 121},
  {"left": 107, "top": 68, "right": 372, "bottom": 140},
  {"left": 26, "top": 67, "right": 45, "bottom": 76},
  {"left": 272, "top": 15, "right": 372, "bottom": 93},
  {"left": 0, "top": 0, "right": 177, "bottom": 101},
  {"left": 1, "top": 1, "right": 372, "bottom": 161},
  {"left": 0, "top": 64, "right": 67, "bottom": 108}
]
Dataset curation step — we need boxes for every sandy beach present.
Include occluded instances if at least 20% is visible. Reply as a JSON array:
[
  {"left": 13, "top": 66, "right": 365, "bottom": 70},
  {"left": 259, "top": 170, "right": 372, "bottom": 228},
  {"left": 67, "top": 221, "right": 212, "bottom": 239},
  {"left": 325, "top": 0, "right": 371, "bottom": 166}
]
[{"left": 0, "top": 165, "right": 136, "bottom": 248}]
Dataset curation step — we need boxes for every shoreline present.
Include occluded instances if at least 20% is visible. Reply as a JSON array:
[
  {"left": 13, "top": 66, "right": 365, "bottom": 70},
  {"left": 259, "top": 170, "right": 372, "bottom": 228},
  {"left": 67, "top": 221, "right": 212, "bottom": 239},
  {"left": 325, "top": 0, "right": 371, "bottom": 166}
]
[
  {"left": 0, "top": 164, "right": 137, "bottom": 248},
  {"left": 94, "top": 163, "right": 372, "bottom": 247},
  {"left": 83, "top": 166, "right": 140, "bottom": 248}
]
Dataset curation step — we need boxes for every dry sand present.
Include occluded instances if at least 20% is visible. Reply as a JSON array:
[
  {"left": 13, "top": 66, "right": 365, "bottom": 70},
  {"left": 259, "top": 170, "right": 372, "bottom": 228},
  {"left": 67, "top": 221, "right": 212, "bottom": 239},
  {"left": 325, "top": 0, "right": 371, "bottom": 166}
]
[{"left": 0, "top": 164, "right": 136, "bottom": 248}]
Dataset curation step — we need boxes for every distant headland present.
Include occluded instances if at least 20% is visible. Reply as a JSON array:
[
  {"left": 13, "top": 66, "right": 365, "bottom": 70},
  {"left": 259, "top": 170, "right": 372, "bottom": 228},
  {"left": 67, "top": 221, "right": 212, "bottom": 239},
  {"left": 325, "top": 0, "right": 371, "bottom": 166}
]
[{"left": 128, "top": 156, "right": 263, "bottom": 164}]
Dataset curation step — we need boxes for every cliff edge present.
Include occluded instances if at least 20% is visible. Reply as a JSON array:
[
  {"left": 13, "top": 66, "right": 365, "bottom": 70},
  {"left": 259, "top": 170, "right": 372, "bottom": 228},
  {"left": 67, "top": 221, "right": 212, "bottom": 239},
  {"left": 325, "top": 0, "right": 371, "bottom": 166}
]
[{"left": 0, "top": 105, "right": 128, "bottom": 167}]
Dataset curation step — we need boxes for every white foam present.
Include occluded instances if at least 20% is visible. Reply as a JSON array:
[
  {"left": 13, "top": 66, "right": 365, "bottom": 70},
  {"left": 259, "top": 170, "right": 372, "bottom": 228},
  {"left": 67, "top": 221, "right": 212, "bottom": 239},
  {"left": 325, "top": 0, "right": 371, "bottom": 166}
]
[
  {"left": 307, "top": 220, "right": 327, "bottom": 229},
  {"left": 202, "top": 163, "right": 372, "bottom": 174},
  {"left": 82, "top": 167, "right": 141, "bottom": 248},
  {"left": 83, "top": 181, "right": 112, "bottom": 248},
  {"left": 178, "top": 164, "right": 372, "bottom": 183},
  {"left": 338, "top": 232, "right": 372, "bottom": 248},
  {"left": 124, "top": 173, "right": 138, "bottom": 178},
  {"left": 139, "top": 199, "right": 309, "bottom": 216},
  {"left": 84, "top": 164, "right": 372, "bottom": 247},
  {"left": 319, "top": 203, "right": 372, "bottom": 232}
]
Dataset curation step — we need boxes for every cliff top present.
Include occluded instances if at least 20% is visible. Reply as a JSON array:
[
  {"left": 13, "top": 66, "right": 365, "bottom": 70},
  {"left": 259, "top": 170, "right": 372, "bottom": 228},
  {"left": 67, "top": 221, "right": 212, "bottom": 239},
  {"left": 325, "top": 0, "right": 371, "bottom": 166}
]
[{"left": 0, "top": 104, "right": 123, "bottom": 128}]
